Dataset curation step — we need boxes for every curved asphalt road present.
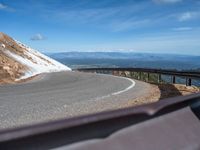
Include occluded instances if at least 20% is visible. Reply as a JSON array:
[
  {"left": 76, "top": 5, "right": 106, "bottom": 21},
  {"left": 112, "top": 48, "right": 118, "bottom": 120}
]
[{"left": 0, "top": 71, "right": 152, "bottom": 129}]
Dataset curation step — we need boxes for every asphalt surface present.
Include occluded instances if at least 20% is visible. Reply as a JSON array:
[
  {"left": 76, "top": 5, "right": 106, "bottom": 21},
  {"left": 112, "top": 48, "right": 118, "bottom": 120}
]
[{"left": 0, "top": 71, "right": 152, "bottom": 129}]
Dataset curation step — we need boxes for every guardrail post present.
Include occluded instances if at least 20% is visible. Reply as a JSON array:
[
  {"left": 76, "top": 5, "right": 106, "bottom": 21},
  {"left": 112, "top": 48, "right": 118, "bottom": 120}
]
[
  {"left": 188, "top": 78, "right": 192, "bottom": 86},
  {"left": 139, "top": 72, "right": 141, "bottom": 80},
  {"left": 172, "top": 76, "right": 176, "bottom": 84},
  {"left": 158, "top": 74, "right": 161, "bottom": 83},
  {"left": 147, "top": 73, "right": 150, "bottom": 82},
  {"left": 186, "top": 78, "right": 188, "bottom": 86},
  {"left": 186, "top": 78, "right": 192, "bottom": 86}
]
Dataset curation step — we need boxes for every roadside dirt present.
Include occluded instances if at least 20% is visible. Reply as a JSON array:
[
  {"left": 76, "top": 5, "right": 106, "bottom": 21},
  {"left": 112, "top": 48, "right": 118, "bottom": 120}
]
[
  {"left": 124, "top": 83, "right": 199, "bottom": 108},
  {"left": 158, "top": 83, "right": 199, "bottom": 99},
  {"left": 123, "top": 84, "right": 160, "bottom": 108}
]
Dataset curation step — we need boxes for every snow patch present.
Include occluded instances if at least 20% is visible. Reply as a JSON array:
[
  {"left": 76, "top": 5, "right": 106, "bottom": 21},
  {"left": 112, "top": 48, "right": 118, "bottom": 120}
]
[
  {"left": 4, "top": 40, "right": 71, "bottom": 80},
  {"left": 0, "top": 43, "right": 5, "bottom": 48}
]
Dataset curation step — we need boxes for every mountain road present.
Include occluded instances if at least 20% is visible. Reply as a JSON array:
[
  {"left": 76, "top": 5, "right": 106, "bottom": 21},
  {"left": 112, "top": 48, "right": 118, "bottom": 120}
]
[{"left": 0, "top": 71, "right": 154, "bottom": 129}]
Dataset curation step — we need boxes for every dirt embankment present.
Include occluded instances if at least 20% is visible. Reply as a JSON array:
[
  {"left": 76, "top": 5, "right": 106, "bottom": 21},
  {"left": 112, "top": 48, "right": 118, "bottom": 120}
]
[
  {"left": 125, "top": 83, "right": 199, "bottom": 108},
  {"left": 0, "top": 51, "right": 26, "bottom": 84},
  {"left": 157, "top": 84, "right": 199, "bottom": 99},
  {"left": 0, "top": 32, "right": 29, "bottom": 84}
]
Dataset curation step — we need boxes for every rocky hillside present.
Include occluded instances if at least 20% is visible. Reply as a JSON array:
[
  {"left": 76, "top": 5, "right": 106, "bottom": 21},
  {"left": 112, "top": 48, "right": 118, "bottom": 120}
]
[{"left": 0, "top": 32, "right": 71, "bottom": 84}]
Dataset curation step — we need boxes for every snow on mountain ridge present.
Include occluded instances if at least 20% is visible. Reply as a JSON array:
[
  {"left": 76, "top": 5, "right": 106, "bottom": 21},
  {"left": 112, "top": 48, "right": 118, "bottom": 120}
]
[
  {"left": 0, "top": 32, "right": 71, "bottom": 83},
  {"left": 14, "top": 40, "right": 71, "bottom": 79}
]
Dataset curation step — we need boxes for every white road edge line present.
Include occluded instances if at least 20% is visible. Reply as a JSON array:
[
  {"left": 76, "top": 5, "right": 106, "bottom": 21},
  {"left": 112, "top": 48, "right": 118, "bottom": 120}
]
[
  {"left": 111, "top": 76, "right": 135, "bottom": 95},
  {"left": 90, "top": 73, "right": 136, "bottom": 101}
]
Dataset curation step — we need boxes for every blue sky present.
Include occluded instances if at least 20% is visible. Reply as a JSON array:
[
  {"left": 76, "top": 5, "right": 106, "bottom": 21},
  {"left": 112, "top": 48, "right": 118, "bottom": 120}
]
[{"left": 0, "top": 0, "right": 200, "bottom": 55}]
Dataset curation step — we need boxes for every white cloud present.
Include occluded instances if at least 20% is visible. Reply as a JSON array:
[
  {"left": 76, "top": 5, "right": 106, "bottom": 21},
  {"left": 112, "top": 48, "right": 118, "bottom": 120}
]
[
  {"left": 0, "top": 3, "right": 7, "bottom": 9},
  {"left": 178, "top": 12, "right": 193, "bottom": 21},
  {"left": 0, "top": 3, "right": 15, "bottom": 12},
  {"left": 178, "top": 12, "right": 200, "bottom": 21},
  {"left": 120, "top": 34, "right": 200, "bottom": 55},
  {"left": 30, "top": 33, "right": 46, "bottom": 41},
  {"left": 110, "top": 19, "right": 150, "bottom": 32},
  {"left": 48, "top": 4, "right": 149, "bottom": 32},
  {"left": 172, "top": 27, "right": 192, "bottom": 31},
  {"left": 153, "top": 0, "right": 182, "bottom": 4}
]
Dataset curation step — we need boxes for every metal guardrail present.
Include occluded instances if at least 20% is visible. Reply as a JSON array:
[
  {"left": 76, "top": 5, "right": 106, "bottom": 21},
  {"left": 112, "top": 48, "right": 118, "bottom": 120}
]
[{"left": 76, "top": 67, "right": 200, "bottom": 86}]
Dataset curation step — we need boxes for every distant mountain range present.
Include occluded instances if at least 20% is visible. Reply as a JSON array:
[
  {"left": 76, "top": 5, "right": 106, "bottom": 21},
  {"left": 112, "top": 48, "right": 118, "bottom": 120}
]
[
  {"left": 47, "top": 52, "right": 200, "bottom": 70},
  {"left": 47, "top": 52, "right": 200, "bottom": 60}
]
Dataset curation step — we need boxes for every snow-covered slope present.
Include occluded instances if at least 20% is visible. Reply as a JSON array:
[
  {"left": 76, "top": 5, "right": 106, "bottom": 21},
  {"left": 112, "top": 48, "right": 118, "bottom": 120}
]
[
  {"left": 0, "top": 32, "right": 71, "bottom": 83},
  {"left": 6, "top": 40, "right": 71, "bottom": 79}
]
